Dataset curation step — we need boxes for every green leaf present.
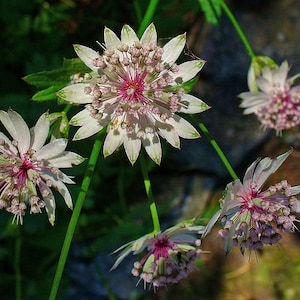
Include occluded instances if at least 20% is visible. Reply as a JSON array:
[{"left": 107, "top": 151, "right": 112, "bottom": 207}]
[
  {"left": 198, "top": 0, "right": 222, "bottom": 25},
  {"left": 31, "top": 84, "right": 65, "bottom": 101},
  {"left": 24, "top": 58, "right": 90, "bottom": 87},
  {"left": 24, "top": 57, "right": 91, "bottom": 102}
]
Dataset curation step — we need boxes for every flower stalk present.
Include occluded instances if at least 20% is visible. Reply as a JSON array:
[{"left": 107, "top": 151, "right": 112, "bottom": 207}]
[
  {"left": 139, "top": 151, "right": 161, "bottom": 233},
  {"left": 193, "top": 118, "right": 238, "bottom": 181},
  {"left": 49, "top": 131, "right": 104, "bottom": 300},
  {"left": 220, "top": 0, "right": 255, "bottom": 60}
]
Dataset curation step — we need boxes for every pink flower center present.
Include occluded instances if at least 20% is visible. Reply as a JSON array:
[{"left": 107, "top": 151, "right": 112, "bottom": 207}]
[
  {"left": 151, "top": 235, "right": 173, "bottom": 260},
  {"left": 13, "top": 158, "right": 35, "bottom": 186},
  {"left": 119, "top": 73, "right": 147, "bottom": 103}
]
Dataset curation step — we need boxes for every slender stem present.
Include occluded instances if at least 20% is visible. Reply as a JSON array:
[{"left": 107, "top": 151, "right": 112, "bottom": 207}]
[
  {"left": 139, "top": 151, "right": 161, "bottom": 232},
  {"left": 14, "top": 226, "right": 22, "bottom": 300},
  {"left": 137, "top": 0, "right": 160, "bottom": 37},
  {"left": 220, "top": 0, "right": 255, "bottom": 59},
  {"left": 194, "top": 118, "right": 238, "bottom": 181},
  {"left": 49, "top": 131, "right": 104, "bottom": 300}
]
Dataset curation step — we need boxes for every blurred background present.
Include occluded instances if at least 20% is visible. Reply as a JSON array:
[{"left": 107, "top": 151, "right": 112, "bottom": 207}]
[{"left": 0, "top": 0, "right": 300, "bottom": 299}]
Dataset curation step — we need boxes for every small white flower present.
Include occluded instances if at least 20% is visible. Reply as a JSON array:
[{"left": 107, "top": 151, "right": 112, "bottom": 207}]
[
  {"left": 0, "top": 109, "right": 84, "bottom": 225},
  {"left": 58, "top": 23, "right": 209, "bottom": 165},
  {"left": 240, "top": 61, "right": 300, "bottom": 133}
]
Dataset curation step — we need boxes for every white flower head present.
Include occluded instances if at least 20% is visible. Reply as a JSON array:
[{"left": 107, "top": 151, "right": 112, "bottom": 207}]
[
  {"left": 58, "top": 23, "right": 209, "bottom": 165},
  {"left": 240, "top": 61, "right": 300, "bottom": 134},
  {"left": 0, "top": 110, "right": 85, "bottom": 225}
]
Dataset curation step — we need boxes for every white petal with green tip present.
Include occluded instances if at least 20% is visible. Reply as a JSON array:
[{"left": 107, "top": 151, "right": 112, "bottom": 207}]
[
  {"left": 0, "top": 110, "right": 19, "bottom": 142},
  {"left": 70, "top": 109, "right": 94, "bottom": 126},
  {"left": 58, "top": 84, "right": 93, "bottom": 104},
  {"left": 162, "top": 33, "right": 186, "bottom": 65},
  {"left": 140, "top": 23, "right": 157, "bottom": 45},
  {"left": 179, "top": 94, "right": 210, "bottom": 114},
  {"left": 103, "top": 124, "right": 126, "bottom": 157},
  {"left": 168, "top": 114, "right": 200, "bottom": 139},
  {"left": 36, "top": 139, "right": 67, "bottom": 160},
  {"left": 30, "top": 113, "right": 50, "bottom": 151},
  {"left": 142, "top": 131, "right": 162, "bottom": 165},
  {"left": 73, "top": 120, "right": 104, "bottom": 141},
  {"left": 48, "top": 151, "right": 85, "bottom": 168},
  {"left": 104, "top": 27, "right": 121, "bottom": 50},
  {"left": 121, "top": 24, "right": 139, "bottom": 46},
  {"left": 171, "top": 60, "right": 205, "bottom": 84},
  {"left": 7, "top": 110, "right": 30, "bottom": 154},
  {"left": 124, "top": 135, "right": 141, "bottom": 165},
  {"left": 73, "top": 44, "right": 100, "bottom": 73}
]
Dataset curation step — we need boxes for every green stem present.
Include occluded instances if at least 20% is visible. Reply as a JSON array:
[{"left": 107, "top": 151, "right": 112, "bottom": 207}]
[
  {"left": 139, "top": 151, "right": 161, "bottom": 233},
  {"left": 14, "top": 227, "right": 21, "bottom": 300},
  {"left": 49, "top": 131, "right": 104, "bottom": 300},
  {"left": 220, "top": 0, "right": 255, "bottom": 59},
  {"left": 137, "top": 0, "right": 160, "bottom": 37},
  {"left": 194, "top": 118, "right": 238, "bottom": 181}
]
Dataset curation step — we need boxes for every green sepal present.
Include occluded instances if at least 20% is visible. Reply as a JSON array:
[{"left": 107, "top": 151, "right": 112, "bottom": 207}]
[
  {"left": 247, "top": 56, "right": 278, "bottom": 92},
  {"left": 49, "top": 111, "right": 70, "bottom": 139}
]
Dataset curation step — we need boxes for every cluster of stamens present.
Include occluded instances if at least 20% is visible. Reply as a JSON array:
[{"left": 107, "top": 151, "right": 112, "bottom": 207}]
[
  {"left": 219, "top": 180, "right": 298, "bottom": 254},
  {"left": 256, "top": 83, "right": 300, "bottom": 132},
  {"left": 131, "top": 234, "right": 201, "bottom": 289},
  {"left": 0, "top": 139, "right": 56, "bottom": 224},
  {"left": 82, "top": 41, "right": 186, "bottom": 135}
]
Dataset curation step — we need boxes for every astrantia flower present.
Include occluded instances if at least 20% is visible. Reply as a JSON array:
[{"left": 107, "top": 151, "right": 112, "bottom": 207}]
[
  {"left": 240, "top": 61, "right": 300, "bottom": 133},
  {"left": 111, "top": 221, "right": 204, "bottom": 289},
  {"left": 58, "top": 23, "right": 209, "bottom": 164},
  {"left": 216, "top": 150, "right": 300, "bottom": 254},
  {"left": 0, "top": 110, "right": 84, "bottom": 225}
]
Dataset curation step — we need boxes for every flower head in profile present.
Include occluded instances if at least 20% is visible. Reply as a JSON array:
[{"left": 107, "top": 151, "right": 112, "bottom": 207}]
[
  {"left": 217, "top": 150, "right": 300, "bottom": 255},
  {"left": 58, "top": 23, "right": 209, "bottom": 165},
  {"left": 111, "top": 221, "right": 204, "bottom": 290},
  {"left": 239, "top": 61, "right": 300, "bottom": 133},
  {"left": 0, "top": 110, "right": 84, "bottom": 225}
]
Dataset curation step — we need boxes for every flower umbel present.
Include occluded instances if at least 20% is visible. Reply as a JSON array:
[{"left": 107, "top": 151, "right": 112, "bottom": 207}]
[
  {"left": 0, "top": 110, "right": 84, "bottom": 225},
  {"left": 240, "top": 61, "right": 300, "bottom": 133},
  {"left": 58, "top": 23, "right": 209, "bottom": 165},
  {"left": 111, "top": 221, "right": 204, "bottom": 289},
  {"left": 217, "top": 150, "right": 300, "bottom": 255}
]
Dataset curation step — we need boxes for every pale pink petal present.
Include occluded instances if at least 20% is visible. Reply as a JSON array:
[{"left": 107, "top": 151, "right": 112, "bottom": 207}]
[
  {"left": 7, "top": 110, "right": 30, "bottom": 154},
  {"left": 30, "top": 113, "right": 50, "bottom": 151},
  {"left": 36, "top": 139, "right": 67, "bottom": 160},
  {"left": 252, "top": 150, "right": 292, "bottom": 191}
]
